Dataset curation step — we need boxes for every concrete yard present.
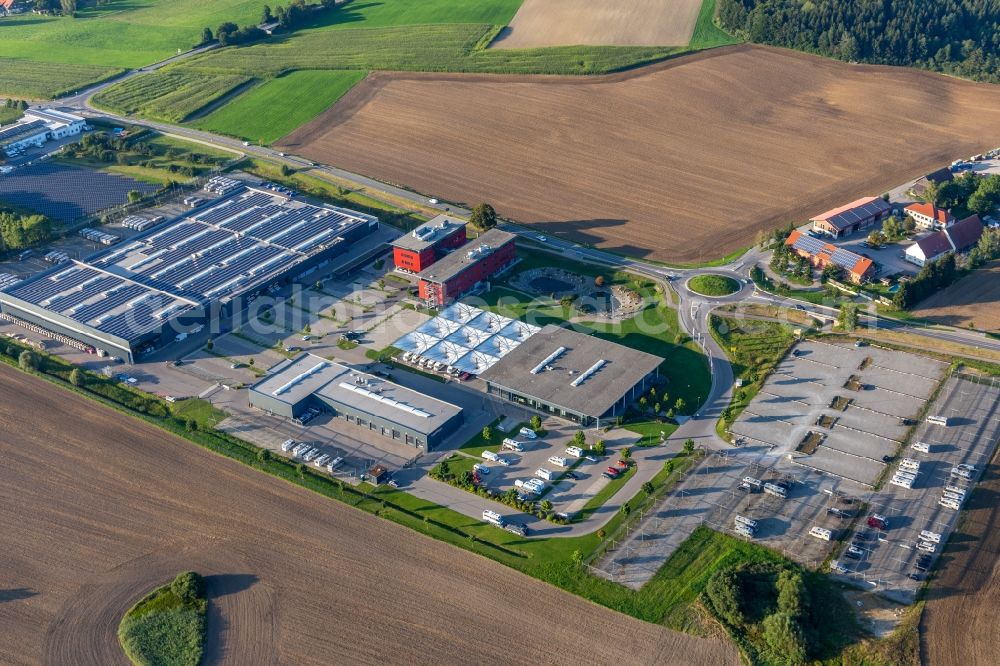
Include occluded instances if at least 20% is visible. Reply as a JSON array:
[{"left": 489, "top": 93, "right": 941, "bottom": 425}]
[
  {"left": 731, "top": 340, "right": 949, "bottom": 486},
  {"left": 595, "top": 446, "right": 866, "bottom": 589},
  {"left": 468, "top": 421, "right": 641, "bottom": 520},
  {"left": 832, "top": 374, "right": 1000, "bottom": 603}
]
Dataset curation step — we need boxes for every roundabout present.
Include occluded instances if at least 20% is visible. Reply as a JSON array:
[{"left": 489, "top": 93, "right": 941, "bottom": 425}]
[{"left": 686, "top": 274, "right": 741, "bottom": 298}]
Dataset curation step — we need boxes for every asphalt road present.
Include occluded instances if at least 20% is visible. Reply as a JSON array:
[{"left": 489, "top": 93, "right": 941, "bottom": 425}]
[{"left": 26, "top": 55, "right": 1000, "bottom": 444}]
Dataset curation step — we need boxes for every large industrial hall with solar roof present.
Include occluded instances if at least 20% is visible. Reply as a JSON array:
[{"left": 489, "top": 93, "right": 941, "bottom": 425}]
[{"left": 0, "top": 181, "right": 379, "bottom": 362}]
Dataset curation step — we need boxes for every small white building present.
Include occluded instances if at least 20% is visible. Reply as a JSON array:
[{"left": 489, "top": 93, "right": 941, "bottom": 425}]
[
  {"left": 904, "top": 202, "right": 955, "bottom": 231},
  {"left": 0, "top": 108, "right": 85, "bottom": 156}
]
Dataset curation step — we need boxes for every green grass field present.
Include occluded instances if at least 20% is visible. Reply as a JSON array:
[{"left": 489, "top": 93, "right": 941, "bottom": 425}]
[
  {"left": 192, "top": 70, "right": 365, "bottom": 143},
  {"left": 0, "top": 108, "right": 24, "bottom": 126},
  {"left": 0, "top": 0, "right": 267, "bottom": 69},
  {"left": 117, "top": 573, "right": 207, "bottom": 666},
  {"left": 689, "top": 0, "right": 741, "bottom": 50},
  {"left": 300, "top": 0, "right": 523, "bottom": 30},
  {"left": 177, "top": 23, "right": 678, "bottom": 78}
]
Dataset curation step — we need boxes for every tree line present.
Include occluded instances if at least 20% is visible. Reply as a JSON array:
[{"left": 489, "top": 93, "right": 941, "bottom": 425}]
[
  {"left": 201, "top": 0, "right": 340, "bottom": 47},
  {"left": 924, "top": 173, "right": 1000, "bottom": 218},
  {"left": 718, "top": 0, "right": 1000, "bottom": 84}
]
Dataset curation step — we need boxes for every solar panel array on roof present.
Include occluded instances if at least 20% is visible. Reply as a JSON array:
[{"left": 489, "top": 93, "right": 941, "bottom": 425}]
[
  {"left": 789, "top": 232, "right": 867, "bottom": 273},
  {"left": 0, "top": 120, "right": 47, "bottom": 145},
  {"left": 2, "top": 264, "right": 195, "bottom": 343},
  {"left": 790, "top": 233, "right": 828, "bottom": 256},
  {"left": 0, "top": 183, "right": 378, "bottom": 346},
  {"left": 814, "top": 197, "right": 891, "bottom": 231},
  {"left": 86, "top": 186, "right": 374, "bottom": 302},
  {"left": 829, "top": 248, "right": 863, "bottom": 271}
]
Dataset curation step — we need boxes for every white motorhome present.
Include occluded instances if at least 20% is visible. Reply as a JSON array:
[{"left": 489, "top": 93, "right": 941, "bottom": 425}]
[
  {"left": 809, "top": 526, "right": 832, "bottom": 541},
  {"left": 482, "top": 509, "right": 504, "bottom": 526}
]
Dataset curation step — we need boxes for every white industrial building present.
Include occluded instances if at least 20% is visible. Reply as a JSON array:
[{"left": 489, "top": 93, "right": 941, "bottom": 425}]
[{"left": 0, "top": 108, "right": 85, "bottom": 156}]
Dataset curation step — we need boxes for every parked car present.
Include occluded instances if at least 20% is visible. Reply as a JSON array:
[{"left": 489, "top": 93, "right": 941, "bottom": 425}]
[
  {"left": 473, "top": 463, "right": 489, "bottom": 475},
  {"left": 519, "top": 427, "right": 538, "bottom": 440},
  {"left": 846, "top": 545, "right": 864, "bottom": 559}
]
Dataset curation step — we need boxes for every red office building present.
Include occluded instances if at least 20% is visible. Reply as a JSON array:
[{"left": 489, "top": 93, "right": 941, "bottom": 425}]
[
  {"left": 391, "top": 215, "right": 467, "bottom": 273},
  {"left": 418, "top": 229, "right": 517, "bottom": 305}
]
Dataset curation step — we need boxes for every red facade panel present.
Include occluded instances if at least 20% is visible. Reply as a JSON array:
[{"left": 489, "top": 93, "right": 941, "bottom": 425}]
[
  {"left": 392, "top": 226, "right": 467, "bottom": 272},
  {"left": 393, "top": 247, "right": 435, "bottom": 273},
  {"left": 420, "top": 240, "right": 516, "bottom": 305}
]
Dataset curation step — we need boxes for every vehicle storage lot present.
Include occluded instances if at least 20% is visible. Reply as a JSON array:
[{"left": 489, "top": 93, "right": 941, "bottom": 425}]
[
  {"left": 921, "top": 424, "right": 1000, "bottom": 666},
  {"left": 472, "top": 422, "right": 640, "bottom": 518},
  {"left": 279, "top": 45, "right": 1000, "bottom": 263},
  {"left": 0, "top": 364, "right": 739, "bottom": 666},
  {"left": 597, "top": 447, "right": 866, "bottom": 589},
  {"left": 832, "top": 374, "right": 1000, "bottom": 603},
  {"left": 730, "top": 340, "right": 948, "bottom": 485},
  {"left": 218, "top": 406, "right": 423, "bottom": 478}
]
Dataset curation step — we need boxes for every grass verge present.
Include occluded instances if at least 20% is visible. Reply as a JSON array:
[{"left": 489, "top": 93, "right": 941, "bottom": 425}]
[{"left": 709, "top": 315, "right": 796, "bottom": 440}]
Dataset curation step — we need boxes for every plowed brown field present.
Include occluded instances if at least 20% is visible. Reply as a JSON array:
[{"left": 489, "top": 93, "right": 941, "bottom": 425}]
[
  {"left": 279, "top": 45, "right": 1000, "bottom": 263},
  {"left": 0, "top": 365, "right": 738, "bottom": 666},
  {"left": 911, "top": 261, "right": 1000, "bottom": 331},
  {"left": 920, "top": 452, "right": 1000, "bottom": 665}
]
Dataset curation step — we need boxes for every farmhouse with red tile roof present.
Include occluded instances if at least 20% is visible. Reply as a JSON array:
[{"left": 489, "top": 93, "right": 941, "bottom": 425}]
[
  {"left": 904, "top": 215, "right": 984, "bottom": 267},
  {"left": 904, "top": 202, "right": 955, "bottom": 231},
  {"left": 785, "top": 230, "right": 875, "bottom": 284}
]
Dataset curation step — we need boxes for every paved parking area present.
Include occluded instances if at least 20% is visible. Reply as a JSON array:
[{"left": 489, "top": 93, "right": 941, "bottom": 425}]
[
  {"left": 831, "top": 374, "right": 1000, "bottom": 603},
  {"left": 595, "top": 446, "right": 867, "bottom": 589},
  {"left": 470, "top": 421, "right": 640, "bottom": 516},
  {"left": 731, "top": 340, "right": 948, "bottom": 485}
]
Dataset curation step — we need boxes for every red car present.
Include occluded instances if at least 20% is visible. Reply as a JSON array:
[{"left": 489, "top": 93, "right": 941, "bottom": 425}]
[
  {"left": 606, "top": 467, "right": 621, "bottom": 476},
  {"left": 866, "top": 514, "right": 888, "bottom": 530},
  {"left": 617, "top": 459, "right": 630, "bottom": 468}
]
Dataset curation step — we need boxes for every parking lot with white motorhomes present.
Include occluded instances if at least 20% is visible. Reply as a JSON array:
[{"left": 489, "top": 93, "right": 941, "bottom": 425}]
[
  {"left": 830, "top": 374, "right": 1000, "bottom": 603},
  {"left": 597, "top": 346, "right": 1000, "bottom": 601},
  {"left": 469, "top": 421, "right": 641, "bottom": 521}
]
